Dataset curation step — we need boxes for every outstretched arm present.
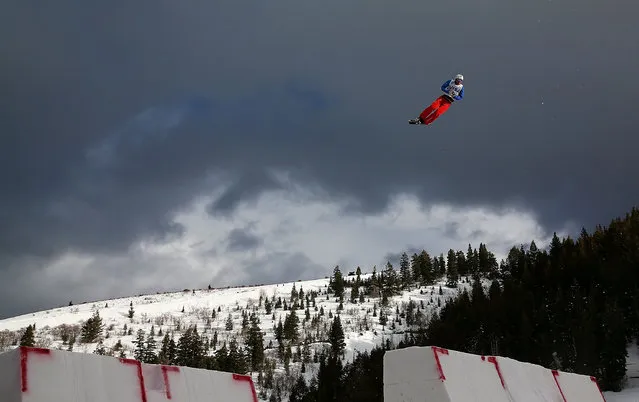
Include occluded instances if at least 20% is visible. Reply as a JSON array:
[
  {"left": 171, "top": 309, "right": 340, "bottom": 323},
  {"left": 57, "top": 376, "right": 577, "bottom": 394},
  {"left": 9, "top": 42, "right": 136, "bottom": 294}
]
[{"left": 441, "top": 80, "right": 451, "bottom": 93}]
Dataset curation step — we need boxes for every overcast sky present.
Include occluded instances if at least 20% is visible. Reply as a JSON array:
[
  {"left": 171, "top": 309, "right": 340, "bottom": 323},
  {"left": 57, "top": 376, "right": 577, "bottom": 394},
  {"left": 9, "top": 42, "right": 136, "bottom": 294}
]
[{"left": 1, "top": 0, "right": 637, "bottom": 319}]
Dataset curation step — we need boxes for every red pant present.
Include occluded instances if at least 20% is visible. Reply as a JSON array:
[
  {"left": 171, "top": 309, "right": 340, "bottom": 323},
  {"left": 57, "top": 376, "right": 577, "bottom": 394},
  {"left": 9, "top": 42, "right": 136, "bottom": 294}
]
[{"left": 419, "top": 95, "right": 452, "bottom": 125}]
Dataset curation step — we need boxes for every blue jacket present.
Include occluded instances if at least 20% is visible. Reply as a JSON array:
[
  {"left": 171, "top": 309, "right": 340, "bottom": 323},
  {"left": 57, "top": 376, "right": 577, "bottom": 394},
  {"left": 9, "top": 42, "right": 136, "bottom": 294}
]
[{"left": 441, "top": 79, "right": 464, "bottom": 101}]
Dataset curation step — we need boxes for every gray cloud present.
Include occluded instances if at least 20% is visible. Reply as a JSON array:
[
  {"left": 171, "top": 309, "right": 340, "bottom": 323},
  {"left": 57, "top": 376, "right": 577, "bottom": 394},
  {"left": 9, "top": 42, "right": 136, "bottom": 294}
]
[
  {"left": 213, "top": 251, "right": 326, "bottom": 287},
  {"left": 208, "top": 170, "right": 285, "bottom": 217},
  {"left": 227, "top": 227, "right": 262, "bottom": 252},
  {"left": 1, "top": 0, "right": 638, "bottom": 317},
  {"left": 383, "top": 248, "right": 424, "bottom": 267},
  {"left": 0, "top": 253, "right": 190, "bottom": 320}
]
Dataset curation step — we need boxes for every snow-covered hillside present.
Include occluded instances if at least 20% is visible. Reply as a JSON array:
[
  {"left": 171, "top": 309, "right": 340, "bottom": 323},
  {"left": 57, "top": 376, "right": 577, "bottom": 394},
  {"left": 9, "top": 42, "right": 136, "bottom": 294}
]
[
  {"left": 0, "top": 269, "right": 473, "bottom": 399},
  {"left": 1, "top": 270, "right": 638, "bottom": 402}
]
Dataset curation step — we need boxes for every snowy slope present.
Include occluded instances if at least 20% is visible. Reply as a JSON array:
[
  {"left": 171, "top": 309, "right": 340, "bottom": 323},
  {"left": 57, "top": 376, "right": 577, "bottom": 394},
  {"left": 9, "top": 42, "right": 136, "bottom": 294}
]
[
  {"left": 606, "top": 388, "right": 639, "bottom": 402},
  {"left": 604, "top": 343, "right": 639, "bottom": 401},
  {"left": 0, "top": 272, "right": 471, "bottom": 399},
  {"left": 0, "top": 274, "right": 460, "bottom": 358},
  {"left": 1, "top": 273, "right": 638, "bottom": 401}
]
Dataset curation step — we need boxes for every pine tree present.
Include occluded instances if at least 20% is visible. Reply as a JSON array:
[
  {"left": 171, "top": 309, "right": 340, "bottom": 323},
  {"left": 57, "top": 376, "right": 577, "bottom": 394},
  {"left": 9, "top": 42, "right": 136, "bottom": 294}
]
[
  {"left": 289, "top": 375, "right": 309, "bottom": 402},
  {"left": 167, "top": 336, "right": 177, "bottom": 365},
  {"left": 438, "top": 254, "right": 446, "bottom": 275},
  {"left": 329, "top": 266, "right": 345, "bottom": 299},
  {"left": 328, "top": 315, "right": 346, "bottom": 360},
  {"left": 176, "top": 326, "right": 203, "bottom": 368},
  {"left": 418, "top": 250, "right": 434, "bottom": 284},
  {"left": 144, "top": 332, "right": 158, "bottom": 363},
  {"left": 399, "top": 252, "right": 411, "bottom": 289},
  {"left": 456, "top": 250, "right": 467, "bottom": 277},
  {"left": 466, "top": 244, "right": 478, "bottom": 276},
  {"left": 80, "top": 311, "right": 104, "bottom": 343},
  {"left": 477, "top": 243, "right": 498, "bottom": 277},
  {"left": 225, "top": 313, "right": 234, "bottom": 331},
  {"left": 20, "top": 324, "right": 36, "bottom": 347},
  {"left": 283, "top": 309, "right": 299, "bottom": 343},
  {"left": 382, "top": 261, "right": 399, "bottom": 296},
  {"left": 158, "top": 333, "right": 171, "bottom": 364},
  {"left": 191, "top": 326, "right": 205, "bottom": 368},
  {"left": 133, "top": 329, "right": 146, "bottom": 361},
  {"left": 227, "top": 338, "right": 248, "bottom": 374},
  {"left": 246, "top": 313, "right": 265, "bottom": 372},
  {"left": 350, "top": 277, "right": 360, "bottom": 303},
  {"left": 275, "top": 318, "right": 284, "bottom": 344},
  {"left": 446, "top": 250, "right": 459, "bottom": 288},
  {"left": 432, "top": 256, "right": 440, "bottom": 277},
  {"left": 410, "top": 252, "right": 421, "bottom": 282}
]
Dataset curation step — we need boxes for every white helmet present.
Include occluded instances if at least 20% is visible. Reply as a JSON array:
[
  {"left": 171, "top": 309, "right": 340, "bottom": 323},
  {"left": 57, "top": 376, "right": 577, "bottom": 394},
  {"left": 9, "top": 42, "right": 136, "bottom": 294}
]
[{"left": 454, "top": 74, "right": 464, "bottom": 81}]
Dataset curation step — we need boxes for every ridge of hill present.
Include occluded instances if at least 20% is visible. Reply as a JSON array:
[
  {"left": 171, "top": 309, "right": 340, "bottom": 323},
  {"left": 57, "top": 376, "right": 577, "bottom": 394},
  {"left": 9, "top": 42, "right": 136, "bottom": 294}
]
[{"left": 0, "top": 267, "right": 477, "bottom": 399}]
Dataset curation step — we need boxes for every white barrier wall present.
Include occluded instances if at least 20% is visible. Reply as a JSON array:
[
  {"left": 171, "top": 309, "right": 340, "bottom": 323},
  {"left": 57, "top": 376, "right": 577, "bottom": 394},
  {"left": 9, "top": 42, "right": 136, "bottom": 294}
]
[
  {"left": 0, "top": 346, "right": 257, "bottom": 402},
  {"left": 383, "top": 345, "right": 607, "bottom": 402}
]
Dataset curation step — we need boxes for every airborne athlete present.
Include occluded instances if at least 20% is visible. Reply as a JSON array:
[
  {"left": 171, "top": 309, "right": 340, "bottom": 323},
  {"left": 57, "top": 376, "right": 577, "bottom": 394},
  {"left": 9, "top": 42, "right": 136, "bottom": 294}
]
[{"left": 409, "top": 74, "right": 464, "bottom": 125}]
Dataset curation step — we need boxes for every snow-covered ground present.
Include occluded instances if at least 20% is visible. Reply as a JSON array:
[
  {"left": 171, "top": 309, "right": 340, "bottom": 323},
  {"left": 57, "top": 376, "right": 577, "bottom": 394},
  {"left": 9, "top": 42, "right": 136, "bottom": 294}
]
[
  {"left": 605, "top": 343, "right": 639, "bottom": 401},
  {"left": 0, "top": 272, "right": 469, "bottom": 399},
  {"left": 0, "top": 274, "right": 460, "bottom": 358},
  {"left": 1, "top": 273, "right": 638, "bottom": 401},
  {"left": 606, "top": 388, "right": 639, "bottom": 401}
]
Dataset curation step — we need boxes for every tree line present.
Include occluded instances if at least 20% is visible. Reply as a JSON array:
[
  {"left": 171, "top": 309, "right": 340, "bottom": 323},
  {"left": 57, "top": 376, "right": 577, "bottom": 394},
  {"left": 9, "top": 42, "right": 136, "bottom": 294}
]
[{"left": 287, "top": 207, "right": 639, "bottom": 400}]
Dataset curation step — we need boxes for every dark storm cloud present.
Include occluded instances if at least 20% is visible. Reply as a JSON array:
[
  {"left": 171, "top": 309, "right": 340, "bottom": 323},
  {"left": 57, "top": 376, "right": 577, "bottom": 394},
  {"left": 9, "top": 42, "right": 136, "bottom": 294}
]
[
  {"left": 212, "top": 251, "right": 326, "bottom": 287},
  {"left": 440, "top": 223, "right": 485, "bottom": 243},
  {"left": 208, "top": 170, "right": 285, "bottom": 216},
  {"left": 227, "top": 228, "right": 262, "bottom": 252},
  {"left": 0, "top": 251, "right": 217, "bottom": 320},
  {"left": 1, "top": 0, "right": 638, "bottom": 317}
]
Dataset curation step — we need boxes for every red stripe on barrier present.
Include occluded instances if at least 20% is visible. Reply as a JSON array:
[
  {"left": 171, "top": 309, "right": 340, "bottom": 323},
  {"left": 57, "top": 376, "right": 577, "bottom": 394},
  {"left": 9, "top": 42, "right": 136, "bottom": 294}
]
[
  {"left": 551, "top": 370, "right": 568, "bottom": 402},
  {"left": 486, "top": 356, "right": 505, "bottom": 388},
  {"left": 161, "top": 365, "right": 180, "bottom": 399},
  {"left": 120, "top": 358, "right": 148, "bottom": 402},
  {"left": 590, "top": 376, "right": 607, "bottom": 401},
  {"left": 232, "top": 373, "right": 258, "bottom": 402},
  {"left": 20, "top": 346, "right": 51, "bottom": 392},
  {"left": 431, "top": 346, "right": 449, "bottom": 381}
]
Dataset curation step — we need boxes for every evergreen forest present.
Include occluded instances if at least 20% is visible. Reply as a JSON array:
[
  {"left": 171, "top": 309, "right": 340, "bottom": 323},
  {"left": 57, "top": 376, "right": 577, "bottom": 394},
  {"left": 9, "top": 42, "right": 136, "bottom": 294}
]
[{"left": 288, "top": 207, "right": 639, "bottom": 401}]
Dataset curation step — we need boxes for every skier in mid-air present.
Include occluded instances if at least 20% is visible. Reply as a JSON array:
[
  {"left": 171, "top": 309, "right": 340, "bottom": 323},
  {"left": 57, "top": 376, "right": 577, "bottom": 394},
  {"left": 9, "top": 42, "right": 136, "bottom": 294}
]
[{"left": 409, "top": 74, "right": 464, "bottom": 125}]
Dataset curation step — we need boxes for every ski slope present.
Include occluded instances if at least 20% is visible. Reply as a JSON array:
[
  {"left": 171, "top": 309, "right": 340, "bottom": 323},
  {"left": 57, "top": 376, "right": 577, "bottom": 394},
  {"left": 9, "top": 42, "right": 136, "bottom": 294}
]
[
  {"left": 0, "top": 274, "right": 637, "bottom": 401},
  {"left": 0, "top": 273, "right": 470, "bottom": 399},
  {"left": 0, "top": 274, "right": 460, "bottom": 361}
]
